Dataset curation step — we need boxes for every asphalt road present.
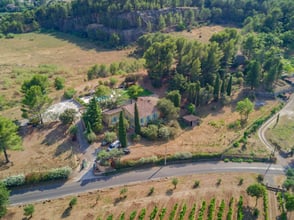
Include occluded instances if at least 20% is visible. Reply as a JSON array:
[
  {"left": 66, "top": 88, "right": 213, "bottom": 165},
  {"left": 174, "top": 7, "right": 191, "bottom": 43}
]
[{"left": 10, "top": 161, "right": 284, "bottom": 205}]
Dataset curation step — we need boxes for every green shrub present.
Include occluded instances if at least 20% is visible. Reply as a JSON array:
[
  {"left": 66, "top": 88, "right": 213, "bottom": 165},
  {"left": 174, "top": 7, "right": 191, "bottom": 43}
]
[
  {"left": 54, "top": 77, "right": 65, "bottom": 90},
  {"left": 119, "top": 212, "right": 125, "bottom": 220},
  {"left": 169, "top": 203, "right": 178, "bottom": 220},
  {"left": 129, "top": 210, "right": 137, "bottom": 220},
  {"left": 64, "top": 88, "right": 77, "bottom": 99},
  {"left": 263, "top": 190, "right": 269, "bottom": 220},
  {"left": 231, "top": 158, "right": 243, "bottom": 163},
  {"left": 149, "top": 206, "right": 158, "bottom": 220},
  {"left": 257, "top": 174, "right": 264, "bottom": 183},
  {"left": 23, "top": 204, "right": 34, "bottom": 218},
  {"left": 233, "top": 141, "right": 240, "bottom": 148},
  {"left": 148, "top": 186, "right": 155, "bottom": 196},
  {"left": 189, "top": 204, "right": 196, "bottom": 220},
  {"left": 217, "top": 179, "right": 222, "bottom": 186},
  {"left": 226, "top": 198, "right": 234, "bottom": 220},
  {"left": 193, "top": 180, "right": 200, "bottom": 188},
  {"left": 239, "top": 178, "right": 244, "bottom": 185},
  {"left": 198, "top": 201, "right": 206, "bottom": 220},
  {"left": 1, "top": 174, "right": 25, "bottom": 187},
  {"left": 217, "top": 200, "right": 225, "bottom": 220},
  {"left": 138, "top": 156, "right": 158, "bottom": 165},
  {"left": 5, "top": 33, "right": 14, "bottom": 39},
  {"left": 141, "top": 124, "right": 158, "bottom": 140},
  {"left": 43, "top": 167, "right": 72, "bottom": 181},
  {"left": 138, "top": 208, "right": 146, "bottom": 220},
  {"left": 224, "top": 158, "right": 230, "bottom": 163},
  {"left": 25, "top": 172, "right": 43, "bottom": 184},
  {"left": 69, "top": 197, "right": 77, "bottom": 208},
  {"left": 86, "top": 130, "right": 97, "bottom": 143},
  {"left": 253, "top": 208, "right": 259, "bottom": 217},
  {"left": 179, "top": 203, "right": 187, "bottom": 220},
  {"left": 237, "top": 196, "right": 243, "bottom": 220},
  {"left": 106, "top": 214, "right": 113, "bottom": 220},
  {"left": 173, "top": 152, "right": 192, "bottom": 160},
  {"left": 208, "top": 198, "right": 216, "bottom": 220},
  {"left": 159, "top": 208, "right": 167, "bottom": 220}
]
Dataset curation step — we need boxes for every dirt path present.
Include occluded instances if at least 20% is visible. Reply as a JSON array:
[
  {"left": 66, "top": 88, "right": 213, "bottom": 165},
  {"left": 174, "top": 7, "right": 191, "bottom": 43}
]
[{"left": 268, "top": 191, "right": 281, "bottom": 219}]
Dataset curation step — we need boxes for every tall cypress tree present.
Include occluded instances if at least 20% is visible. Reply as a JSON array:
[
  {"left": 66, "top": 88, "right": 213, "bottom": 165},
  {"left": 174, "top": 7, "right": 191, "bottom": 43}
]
[
  {"left": 134, "top": 103, "right": 141, "bottom": 134},
  {"left": 227, "top": 75, "right": 232, "bottom": 96},
  {"left": 118, "top": 111, "right": 127, "bottom": 148},
  {"left": 220, "top": 78, "right": 225, "bottom": 95},
  {"left": 213, "top": 74, "right": 220, "bottom": 101}
]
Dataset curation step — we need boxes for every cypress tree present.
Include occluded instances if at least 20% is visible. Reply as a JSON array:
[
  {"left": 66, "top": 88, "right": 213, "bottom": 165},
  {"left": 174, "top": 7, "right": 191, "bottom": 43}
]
[
  {"left": 213, "top": 74, "right": 220, "bottom": 101},
  {"left": 220, "top": 78, "right": 225, "bottom": 95},
  {"left": 134, "top": 102, "right": 141, "bottom": 134},
  {"left": 82, "top": 97, "right": 103, "bottom": 133},
  {"left": 227, "top": 75, "right": 232, "bottom": 96},
  {"left": 118, "top": 111, "right": 127, "bottom": 148}
]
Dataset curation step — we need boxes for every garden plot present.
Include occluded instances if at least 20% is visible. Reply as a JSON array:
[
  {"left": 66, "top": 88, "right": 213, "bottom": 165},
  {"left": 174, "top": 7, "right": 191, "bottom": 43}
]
[{"left": 43, "top": 100, "right": 81, "bottom": 123}]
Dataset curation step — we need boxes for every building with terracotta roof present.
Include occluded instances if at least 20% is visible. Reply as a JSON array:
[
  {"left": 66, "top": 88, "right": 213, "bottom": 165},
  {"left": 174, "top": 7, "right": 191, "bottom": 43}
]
[{"left": 122, "top": 96, "right": 160, "bottom": 126}]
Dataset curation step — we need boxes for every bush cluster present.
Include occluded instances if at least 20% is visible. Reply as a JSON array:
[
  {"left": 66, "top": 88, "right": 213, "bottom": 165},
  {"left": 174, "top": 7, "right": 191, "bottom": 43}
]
[
  {"left": 208, "top": 198, "right": 216, "bottom": 220},
  {"left": 159, "top": 208, "right": 167, "bottom": 220},
  {"left": 226, "top": 197, "right": 234, "bottom": 220},
  {"left": 179, "top": 203, "right": 187, "bottom": 220},
  {"left": 138, "top": 208, "right": 146, "bottom": 220},
  {"left": 1, "top": 167, "right": 72, "bottom": 188},
  {"left": 217, "top": 200, "right": 225, "bottom": 220},
  {"left": 237, "top": 196, "right": 243, "bottom": 220},
  {"left": 129, "top": 210, "right": 137, "bottom": 220},
  {"left": 189, "top": 204, "right": 196, "bottom": 220},
  {"left": 149, "top": 206, "right": 158, "bottom": 220},
  {"left": 169, "top": 203, "right": 178, "bottom": 220},
  {"left": 263, "top": 190, "right": 269, "bottom": 220},
  {"left": 198, "top": 201, "right": 206, "bottom": 220}
]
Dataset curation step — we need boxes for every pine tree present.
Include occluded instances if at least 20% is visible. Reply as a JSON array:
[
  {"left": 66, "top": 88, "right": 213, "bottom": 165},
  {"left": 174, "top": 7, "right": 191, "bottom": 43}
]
[
  {"left": 226, "top": 75, "right": 232, "bottom": 96},
  {"left": 119, "top": 111, "right": 127, "bottom": 148},
  {"left": 134, "top": 103, "right": 141, "bottom": 134},
  {"left": 213, "top": 74, "right": 220, "bottom": 101}
]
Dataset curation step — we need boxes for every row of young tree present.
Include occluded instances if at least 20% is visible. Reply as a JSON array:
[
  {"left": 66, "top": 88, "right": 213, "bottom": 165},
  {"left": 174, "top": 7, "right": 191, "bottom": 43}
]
[{"left": 0, "top": 0, "right": 293, "bottom": 48}]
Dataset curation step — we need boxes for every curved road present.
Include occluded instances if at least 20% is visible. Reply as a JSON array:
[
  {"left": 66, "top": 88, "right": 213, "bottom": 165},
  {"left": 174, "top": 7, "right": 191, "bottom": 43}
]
[
  {"left": 258, "top": 94, "right": 294, "bottom": 167},
  {"left": 9, "top": 95, "right": 294, "bottom": 206}
]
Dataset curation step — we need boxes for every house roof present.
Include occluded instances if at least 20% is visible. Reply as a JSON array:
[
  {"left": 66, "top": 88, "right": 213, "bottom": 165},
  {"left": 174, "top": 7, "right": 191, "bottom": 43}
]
[
  {"left": 122, "top": 96, "right": 159, "bottom": 118},
  {"left": 182, "top": 114, "right": 201, "bottom": 122},
  {"left": 103, "top": 108, "right": 122, "bottom": 115}
]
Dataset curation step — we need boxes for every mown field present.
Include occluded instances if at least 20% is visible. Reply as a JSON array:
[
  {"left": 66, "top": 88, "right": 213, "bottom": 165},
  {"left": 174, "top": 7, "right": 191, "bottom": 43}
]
[{"left": 3, "top": 173, "right": 283, "bottom": 220}]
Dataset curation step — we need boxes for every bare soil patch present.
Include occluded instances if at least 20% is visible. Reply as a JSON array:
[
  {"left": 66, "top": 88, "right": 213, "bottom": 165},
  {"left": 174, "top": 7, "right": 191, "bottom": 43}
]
[
  {"left": 0, "top": 122, "right": 80, "bottom": 179},
  {"left": 168, "top": 25, "right": 237, "bottom": 43},
  {"left": 3, "top": 173, "right": 281, "bottom": 220},
  {"left": 125, "top": 97, "right": 279, "bottom": 161}
]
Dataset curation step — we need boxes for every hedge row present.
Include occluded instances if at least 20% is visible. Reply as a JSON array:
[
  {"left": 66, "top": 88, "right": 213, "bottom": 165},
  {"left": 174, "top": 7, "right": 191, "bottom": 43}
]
[
  {"left": 1, "top": 167, "right": 72, "bottom": 188},
  {"left": 115, "top": 153, "right": 221, "bottom": 169}
]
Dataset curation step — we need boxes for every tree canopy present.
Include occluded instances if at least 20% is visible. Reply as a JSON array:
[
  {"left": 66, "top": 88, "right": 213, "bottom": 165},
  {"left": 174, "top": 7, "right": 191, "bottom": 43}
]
[
  {"left": 0, "top": 182, "right": 9, "bottom": 218},
  {"left": 236, "top": 98, "right": 254, "bottom": 122},
  {"left": 0, "top": 116, "right": 22, "bottom": 163}
]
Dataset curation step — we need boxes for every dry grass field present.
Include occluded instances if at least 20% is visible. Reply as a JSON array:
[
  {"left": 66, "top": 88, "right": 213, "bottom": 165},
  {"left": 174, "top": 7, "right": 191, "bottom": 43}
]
[{"left": 3, "top": 173, "right": 283, "bottom": 220}]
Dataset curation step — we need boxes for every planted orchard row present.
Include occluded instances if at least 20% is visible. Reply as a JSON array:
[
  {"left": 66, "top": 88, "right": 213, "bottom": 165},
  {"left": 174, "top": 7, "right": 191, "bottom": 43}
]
[{"left": 103, "top": 197, "right": 245, "bottom": 220}]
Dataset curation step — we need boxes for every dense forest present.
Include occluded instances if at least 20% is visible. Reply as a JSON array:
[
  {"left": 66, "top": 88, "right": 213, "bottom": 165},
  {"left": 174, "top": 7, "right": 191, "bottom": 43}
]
[{"left": 0, "top": 0, "right": 293, "bottom": 47}]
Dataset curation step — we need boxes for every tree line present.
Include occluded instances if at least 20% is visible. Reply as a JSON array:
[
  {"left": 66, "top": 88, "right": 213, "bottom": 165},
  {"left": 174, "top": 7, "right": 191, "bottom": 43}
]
[{"left": 0, "top": 0, "right": 293, "bottom": 48}]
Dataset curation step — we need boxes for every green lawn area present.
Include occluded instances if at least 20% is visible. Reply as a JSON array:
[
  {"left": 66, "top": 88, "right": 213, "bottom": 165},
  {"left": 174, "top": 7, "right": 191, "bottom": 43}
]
[
  {"left": 265, "top": 115, "right": 294, "bottom": 151},
  {"left": 138, "top": 89, "right": 153, "bottom": 97}
]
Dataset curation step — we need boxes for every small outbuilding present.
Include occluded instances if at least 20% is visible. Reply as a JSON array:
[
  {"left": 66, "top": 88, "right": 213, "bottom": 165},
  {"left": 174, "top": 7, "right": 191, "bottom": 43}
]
[{"left": 182, "top": 115, "right": 201, "bottom": 127}]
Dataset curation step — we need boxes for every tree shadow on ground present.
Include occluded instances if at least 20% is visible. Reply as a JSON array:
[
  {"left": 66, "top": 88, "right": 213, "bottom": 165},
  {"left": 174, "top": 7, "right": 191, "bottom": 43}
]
[
  {"left": 61, "top": 207, "right": 72, "bottom": 218},
  {"left": 242, "top": 206, "right": 258, "bottom": 220},
  {"left": 54, "top": 137, "right": 76, "bottom": 157},
  {"left": 42, "top": 30, "right": 110, "bottom": 52},
  {"left": 42, "top": 122, "right": 67, "bottom": 146},
  {"left": 113, "top": 196, "right": 127, "bottom": 206},
  {"left": 165, "top": 189, "right": 173, "bottom": 196}
]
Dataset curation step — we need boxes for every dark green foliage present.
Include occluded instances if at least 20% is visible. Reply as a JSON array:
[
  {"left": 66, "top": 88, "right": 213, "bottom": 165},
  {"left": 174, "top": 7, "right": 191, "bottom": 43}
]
[
  {"left": 172, "top": 178, "right": 178, "bottom": 189},
  {"left": 198, "top": 201, "right": 206, "bottom": 220},
  {"left": 284, "top": 168, "right": 294, "bottom": 191},
  {"left": 120, "top": 213, "right": 125, "bottom": 220},
  {"left": 208, "top": 198, "right": 216, "bottom": 220},
  {"left": 149, "top": 206, "right": 158, "bottom": 220},
  {"left": 118, "top": 111, "right": 127, "bottom": 148},
  {"left": 54, "top": 77, "right": 65, "bottom": 90},
  {"left": 213, "top": 74, "right": 220, "bottom": 101},
  {"left": 59, "top": 108, "right": 77, "bottom": 125},
  {"left": 263, "top": 190, "right": 269, "bottom": 220},
  {"left": 217, "top": 200, "right": 225, "bottom": 220},
  {"left": 246, "top": 184, "right": 265, "bottom": 207},
  {"left": 166, "top": 90, "right": 181, "bottom": 107},
  {"left": 138, "top": 208, "right": 146, "bottom": 220},
  {"left": 83, "top": 97, "right": 103, "bottom": 133},
  {"left": 159, "top": 208, "right": 167, "bottom": 220},
  {"left": 179, "top": 203, "right": 187, "bottom": 220},
  {"left": 107, "top": 214, "right": 113, "bottom": 220},
  {"left": 169, "top": 203, "right": 178, "bottom": 220},
  {"left": 69, "top": 197, "right": 77, "bottom": 208},
  {"left": 226, "top": 75, "right": 232, "bottom": 96},
  {"left": 245, "top": 60, "right": 261, "bottom": 90},
  {"left": 0, "top": 116, "right": 22, "bottom": 163},
  {"left": 193, "top": 180, "right": 200, "bottom": 188},
  {"left": 63, "top": 88, "right": 77, "bottom": 99},
  {"left": 220, "top": 79, "right": 225, "bottom": 95},
  {"left": 0, "top": 182, "right": 9, "bottom": 218},
  {"left": 134, "top": 102, "right": 141, "bottom": 134},
  {"left": 21, "top": 75, "right": 48, "bottom": 95},
  {"left": 237, "top": 196, "right": 243, "bottom": 220},
  {"left": 129, "top": 210, "right": 137, "bottom": 220},
  {"left": 188, "top": 204, "right": 196, "bottom": 220},
  {"left": 226, "top": 197, "right": 234, "bottom": 220},
  {"left": 24, "top": 204, "right": 35, "bottom": 218},
  {"left": 157, "top": 98, "right": 179, "bottom": 122}
]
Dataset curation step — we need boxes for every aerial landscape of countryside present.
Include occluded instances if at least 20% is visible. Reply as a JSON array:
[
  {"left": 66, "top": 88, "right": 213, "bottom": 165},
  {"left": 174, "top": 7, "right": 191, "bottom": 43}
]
[{"left": 0, "top": 0, "right": 294, "bottom": 219}]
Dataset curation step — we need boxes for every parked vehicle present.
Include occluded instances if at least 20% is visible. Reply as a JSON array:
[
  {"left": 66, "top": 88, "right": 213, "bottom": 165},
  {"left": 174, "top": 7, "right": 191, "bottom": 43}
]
[
  {"left": 123, "top": 148, "right": 131, "bottom": 155},
  {"left": 107, "top": 140, "right": 121, "bottom": 151}
]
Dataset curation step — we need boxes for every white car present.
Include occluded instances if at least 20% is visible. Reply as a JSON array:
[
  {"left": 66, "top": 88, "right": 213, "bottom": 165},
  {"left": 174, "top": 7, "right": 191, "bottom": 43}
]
[{"left": 107, "top": 140, "right": 121, "bottom": 151}]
